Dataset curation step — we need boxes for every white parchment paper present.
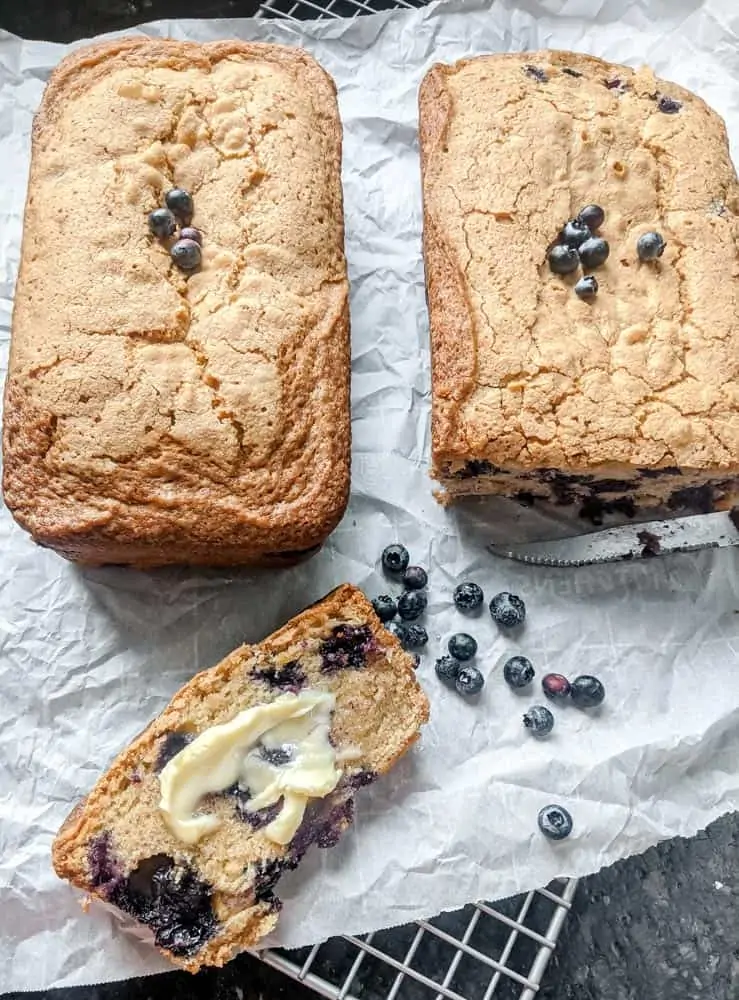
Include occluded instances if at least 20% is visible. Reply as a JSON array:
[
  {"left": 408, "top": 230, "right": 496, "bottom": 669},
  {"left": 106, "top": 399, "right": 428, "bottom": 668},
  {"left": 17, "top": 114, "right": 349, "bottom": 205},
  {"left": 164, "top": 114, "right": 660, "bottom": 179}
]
[{"left": 1, "top": 0, "right": 739, "bottom": 989}]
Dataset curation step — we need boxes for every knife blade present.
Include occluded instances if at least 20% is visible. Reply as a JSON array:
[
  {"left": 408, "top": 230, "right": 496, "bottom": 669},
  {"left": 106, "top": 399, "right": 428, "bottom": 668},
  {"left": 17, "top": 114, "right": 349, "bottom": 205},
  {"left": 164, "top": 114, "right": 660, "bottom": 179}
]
[{"left": 488, "top": 510, "right": 739, "bottom": 567}]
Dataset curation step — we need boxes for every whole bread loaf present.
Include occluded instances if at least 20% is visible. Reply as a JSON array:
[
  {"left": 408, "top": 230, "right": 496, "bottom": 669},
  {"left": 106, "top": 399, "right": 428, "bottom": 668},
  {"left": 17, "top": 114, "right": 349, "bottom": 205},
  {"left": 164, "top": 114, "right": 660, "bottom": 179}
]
[
  {"left": 420, "top": 52, "right": 739, "bottom": 519},
  {"left": 52, "top": 584, "right": 429, "bottom": 972},
  {"left": 3, "top": 38, "right": 350, "bottom": 567}
]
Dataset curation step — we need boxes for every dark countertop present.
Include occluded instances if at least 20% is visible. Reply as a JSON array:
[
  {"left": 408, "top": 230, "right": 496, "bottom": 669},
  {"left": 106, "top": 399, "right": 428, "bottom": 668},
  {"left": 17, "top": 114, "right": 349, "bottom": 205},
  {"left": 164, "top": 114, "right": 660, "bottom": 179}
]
[{"left": 1, "top": 3, "right": 738, "bottom": 999}]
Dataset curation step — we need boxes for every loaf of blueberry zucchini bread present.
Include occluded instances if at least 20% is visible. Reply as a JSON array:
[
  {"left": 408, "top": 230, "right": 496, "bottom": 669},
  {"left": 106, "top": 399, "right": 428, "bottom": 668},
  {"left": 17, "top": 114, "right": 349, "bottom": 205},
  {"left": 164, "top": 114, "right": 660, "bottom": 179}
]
[
  {"left": 3, "top": 38, "right": 350, "bottom": 566},
  {"left": 419, "top": 51, "right": 739, "bottom": 520},
  {"left": 52, "top": 585, "right": 429, "bottom": 971}
]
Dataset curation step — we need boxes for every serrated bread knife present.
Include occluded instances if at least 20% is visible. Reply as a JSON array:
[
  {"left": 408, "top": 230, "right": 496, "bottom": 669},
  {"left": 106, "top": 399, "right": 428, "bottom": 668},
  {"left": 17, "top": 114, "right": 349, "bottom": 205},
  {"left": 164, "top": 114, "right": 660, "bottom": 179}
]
[{"left": 488, "top": 510, "right": 739, "bottom": 567}]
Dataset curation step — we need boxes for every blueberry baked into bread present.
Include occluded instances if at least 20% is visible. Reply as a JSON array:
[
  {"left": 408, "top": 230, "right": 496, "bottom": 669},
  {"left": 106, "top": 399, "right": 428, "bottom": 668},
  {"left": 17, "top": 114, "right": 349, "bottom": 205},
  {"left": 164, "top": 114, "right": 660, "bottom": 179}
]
[
  {"left": 3, "top": 38, "right": 350, "bottom": 566},
  {"left": 52, "top": 585, "right": 429, "bottom": 971},
  {"left": 419, "top": 52, "right": 739, "bottom": 520}
]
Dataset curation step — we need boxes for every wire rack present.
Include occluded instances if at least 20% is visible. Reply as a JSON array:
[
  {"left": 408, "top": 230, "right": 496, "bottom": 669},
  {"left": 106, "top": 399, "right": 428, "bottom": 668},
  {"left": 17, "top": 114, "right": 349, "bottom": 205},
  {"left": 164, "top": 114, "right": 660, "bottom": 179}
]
[
  {"left": 256, "top": 876, "right": 577, "bottom": 999},
  {"left": 251, "top": 1, "right": 576, "bottom": 997}
]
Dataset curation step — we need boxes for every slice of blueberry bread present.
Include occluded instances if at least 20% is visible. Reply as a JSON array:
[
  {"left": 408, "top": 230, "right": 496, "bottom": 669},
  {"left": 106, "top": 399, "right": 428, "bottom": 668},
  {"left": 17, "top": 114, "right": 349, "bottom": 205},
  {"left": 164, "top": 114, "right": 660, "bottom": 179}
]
[{"left": 52, "top": 585, "right": 429, "bottom": 972}]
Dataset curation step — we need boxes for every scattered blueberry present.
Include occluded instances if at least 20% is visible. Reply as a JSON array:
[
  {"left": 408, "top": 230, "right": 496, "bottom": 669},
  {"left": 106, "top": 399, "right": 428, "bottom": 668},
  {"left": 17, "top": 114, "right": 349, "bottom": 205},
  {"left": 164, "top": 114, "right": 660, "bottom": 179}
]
[
  {"left": 560, "top": 219, "right": 591, "bottom": 248},
  {"left": 455, "top": 664, "right": 485, "bottom": 696},
  {"left": 523, "top": 705, "right": 555, "bottom": 737},
  {"left": 448, "top": 633, "right": 477, "bottom": 661},
  {"left": 575, "top": 275, "right": 598, "bottom": 299},
  {"left": 404, "top": 624, "right": 428, "bottom": 648},
  {"left": 548, "top": 244, "right": 579, "bottom": 275},
  {"left": 403, "top": 566, "right": 428, "bottom": 590},
  {"left": 170, "top": 238, "right": 202, "bottom": 272},
  {"left": 637, "top": 231, "right": 666, "bottom": 261},
  {"left": 148, "top": 207, "right": 177, "bottom": 239},
  {"left": 658, "top": 95, "right": 682, "bottom": 114},
  {"left": 524, "top": 65, "right": 548, "bottom": 83},
  {"left": 397, "top": 591, "right": 427, "bottom": 621},
  {"left": 503, "top": 655, "right": 535, "bottom": 689},
  {"left": 453, "top": 582, "right": 484, "bottom": 611},
  {"left": 570, "top": 675, "right": 605, "bottom": 708},
  {"left": 371, "top": 595, "right": 397, "bottom": 623},
  {"left": 435, "top": 655, "right": 461, "bottom": 686},
  {"left": 538, "top": 804, "right": 573, "bottom": 841},
  {"left": 577, "top": 204, "right": 605, "bottom": 230},
  {"left": 165, "top": 187, "right": 194, "bottom": 223},
  {"left": 542, "top": 673, "right": 571, "bottom": 700},
  {"left": 578, "top": 236, "right": 610, "bottom": 269},
  {"left": 386, "top": 621, "right": 409, "bottom": 644},
  {"left": 489, "top": 592, "right": 526, "bottom": 629},
  {"left": 179, "top": 226, "right": 202, "bottom": 245},
  {"left": 382, "top": 544, "right": 410, "bottom": 575}
]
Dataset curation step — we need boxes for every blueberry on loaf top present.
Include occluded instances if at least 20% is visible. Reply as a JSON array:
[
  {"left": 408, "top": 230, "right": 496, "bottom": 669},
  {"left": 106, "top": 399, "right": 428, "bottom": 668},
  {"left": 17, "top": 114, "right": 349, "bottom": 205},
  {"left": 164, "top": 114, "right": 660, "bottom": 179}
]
[
  {"left": 52, "top": 585, "right": 429, "bottom": 972},
  {"left": 3, "top": 37, "right": 351, "bottom": 568},
  {"left": 419, "top": 51, "right": 739, "bottom": 518}
]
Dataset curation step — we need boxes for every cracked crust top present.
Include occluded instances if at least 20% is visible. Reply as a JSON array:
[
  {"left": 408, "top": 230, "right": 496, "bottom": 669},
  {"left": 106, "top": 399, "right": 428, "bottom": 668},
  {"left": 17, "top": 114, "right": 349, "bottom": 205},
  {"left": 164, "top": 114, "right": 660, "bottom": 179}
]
[
  {"left": 2, "top": 38, "right": 350, "bottom": 566},
  {"left": 420, "top": 52, "right": 739, "bottom": 477}
]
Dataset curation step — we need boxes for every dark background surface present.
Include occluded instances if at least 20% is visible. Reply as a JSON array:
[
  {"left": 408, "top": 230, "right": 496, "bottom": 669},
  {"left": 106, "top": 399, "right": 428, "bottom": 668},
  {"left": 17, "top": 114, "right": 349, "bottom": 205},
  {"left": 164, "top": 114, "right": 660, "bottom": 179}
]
[{"left": 1, "top": 1, "right": 738, "bottom": 998}]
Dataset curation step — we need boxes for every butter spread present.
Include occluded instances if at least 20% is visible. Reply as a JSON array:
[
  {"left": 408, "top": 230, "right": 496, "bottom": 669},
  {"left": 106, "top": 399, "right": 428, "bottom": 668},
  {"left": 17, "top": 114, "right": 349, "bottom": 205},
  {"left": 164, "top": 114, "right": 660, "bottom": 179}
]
[{"left": 159, "top": 691, "right": 341, "bottom": 846}]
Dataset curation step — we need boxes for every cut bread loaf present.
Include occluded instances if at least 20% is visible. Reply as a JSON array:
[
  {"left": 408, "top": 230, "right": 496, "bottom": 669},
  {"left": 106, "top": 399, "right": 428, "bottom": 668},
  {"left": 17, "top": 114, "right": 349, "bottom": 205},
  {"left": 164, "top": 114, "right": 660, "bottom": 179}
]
[
  {"left": 52, "top": 585, "right": 429, "bottom": 972},
  {"left": 420, "top": 51, "right": 739, "bottom": 519},
  {"left": 3, "top": 38, "right": 350, "bottom": 567}
]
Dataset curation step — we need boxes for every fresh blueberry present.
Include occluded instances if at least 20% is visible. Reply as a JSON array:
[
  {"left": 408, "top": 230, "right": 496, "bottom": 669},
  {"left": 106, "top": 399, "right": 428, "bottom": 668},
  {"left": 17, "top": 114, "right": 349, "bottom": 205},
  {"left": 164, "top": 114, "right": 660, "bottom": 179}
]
[
  {"left": 455, "top": 665, "right": 484, "bottom": 696},
  {"left": 179, "top": 226, "right": 202, "bottom": 245},
  {"left": 170, "top": 238, "right": 202, "bottom": 271},
  {"left": 386, "top": 621, "right": 408, "bottom": 644},
  {"left": 489, "top": 592, "right": 526, "bottom": 629},
  {"left": 397, "top": 591, "right": 427, "bottom": 621},
  {"left": 577, "top": 204, "right": 605, "bottom": 230},
  {"left": 435, "top": 655, "right": 460, "bottom": 686},
  {"left": 560, "top": 219, "right": 591, "bottom": 248},
  {"left": 372, "top": 595, "right": 397, "bottom": 623},
  {"left": 538, "top": 804, "right": 573, "bottom": 841},
  {"left": 448, "top": 633, "right": 477, "bottom": 661},
  {"left": 523, "top": 705, "right": 555, "bottom": 736},
  {"left": 658, "top": 96, "right": 682, "bottom": 114},
  {"left": 404, "top": 624, "right": 428, "bottom": 648},
  {"left": 570, "top": 675, "right": 605, "bottom": 708},
  {"left": 578, "top": 236, "right": 610, "bottom": 269},
  {"left": 548, "top": 244, "right": 580, "bottom": 275},
  {"left": 165, "top": 187, "right": 194, "bottom": 223},
  {"left": 403, "top": 566, "right": 428, "bottom": 590},
  {"left": 542, "top": 673, "right": 571, "bottom": 700},
  {"left": 637, "top": 231, "right": 666, "bottom": 261},
  {"left": 503, "top": 655, "right": 535, "bottom": 689},
  {"left": 148, "top": 207, "right": 177, "bottom": 239},
  {"left": 575, "top": 275, "right": 598, "bottom": 299},
  {"left": 382, "top": 544, "right": 410, "bottom": 574},
  {"left": 453, "top": 582, "right": 484, "bottom": 611}
]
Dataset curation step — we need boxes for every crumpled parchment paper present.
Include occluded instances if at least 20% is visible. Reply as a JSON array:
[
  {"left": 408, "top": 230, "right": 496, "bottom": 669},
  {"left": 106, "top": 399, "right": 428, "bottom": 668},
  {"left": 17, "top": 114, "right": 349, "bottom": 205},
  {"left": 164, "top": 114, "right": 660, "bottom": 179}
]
[{"left": 1, "top": 0, "right": 739, "bottom": 989}]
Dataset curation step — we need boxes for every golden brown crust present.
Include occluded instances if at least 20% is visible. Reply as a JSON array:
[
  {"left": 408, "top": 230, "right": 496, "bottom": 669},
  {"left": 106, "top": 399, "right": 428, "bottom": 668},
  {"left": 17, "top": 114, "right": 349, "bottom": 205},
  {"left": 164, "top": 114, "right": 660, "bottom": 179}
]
[
  {"left": 419, "top": 51, "right": 739, "bottom": 499},
  {"left": 52, "top": 584, "right": 429, "bottom": 972},
  {"left": 3, "top": 38, "right": 350, "bottom": 567}
]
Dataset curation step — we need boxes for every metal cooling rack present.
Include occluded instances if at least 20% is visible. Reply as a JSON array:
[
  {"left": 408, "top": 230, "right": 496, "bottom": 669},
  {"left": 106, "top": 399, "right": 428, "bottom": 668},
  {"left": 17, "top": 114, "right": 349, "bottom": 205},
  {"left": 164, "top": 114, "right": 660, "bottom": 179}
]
[
  {"left": 257, "top": 878, "right": 577, "bottom": 1000},
  {"left": 251, "top": 1, "right": 577, "bottom": 997}
]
